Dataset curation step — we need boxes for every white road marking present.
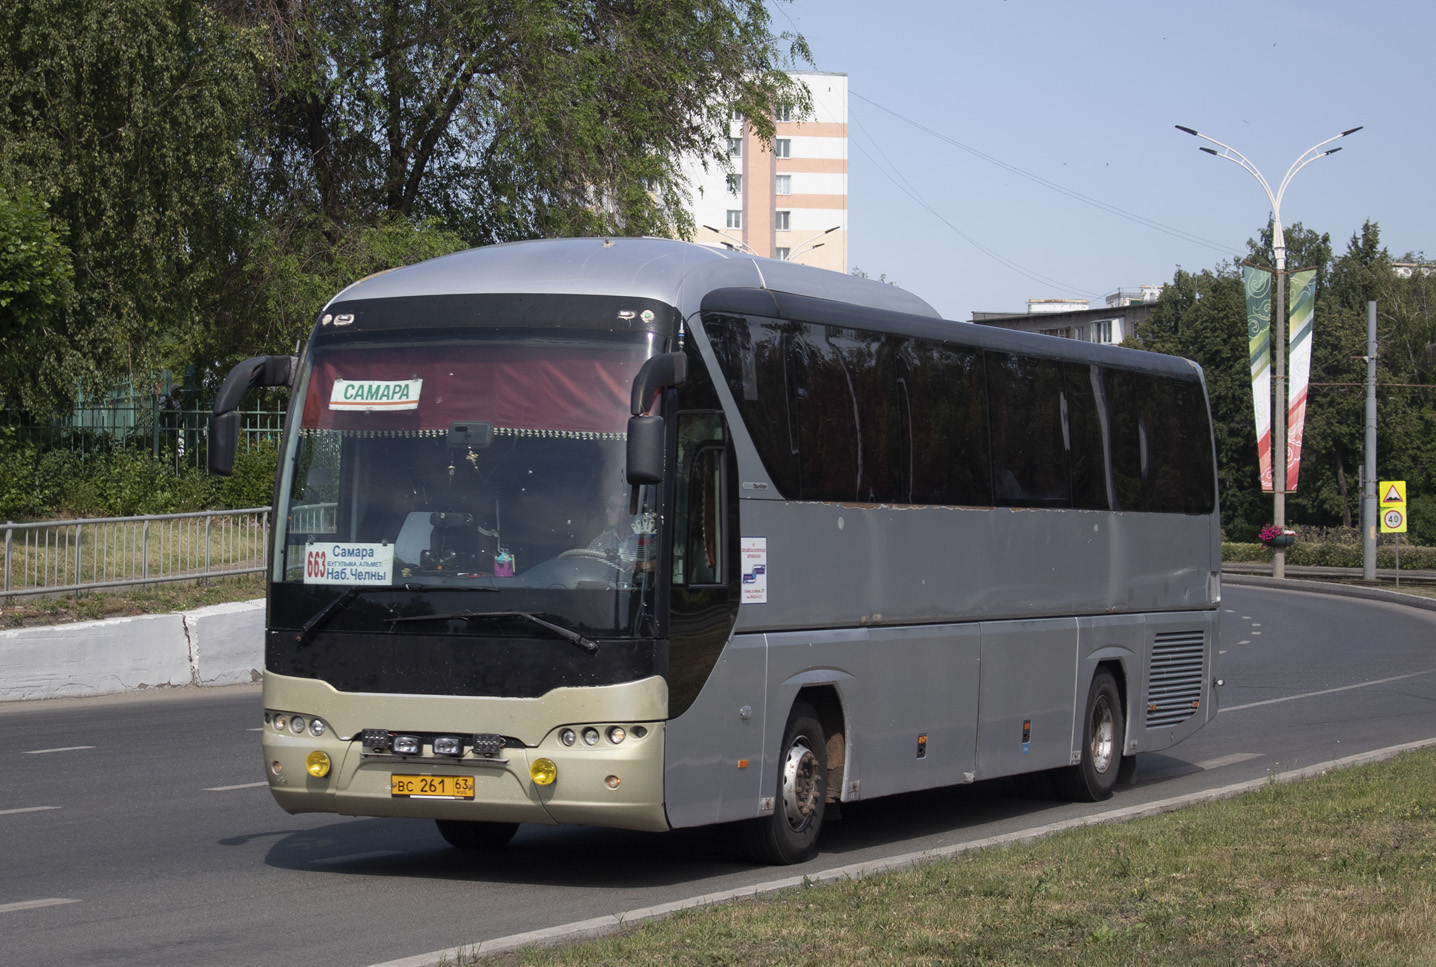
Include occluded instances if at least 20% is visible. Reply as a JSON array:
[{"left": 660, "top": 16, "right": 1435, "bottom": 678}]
[
  {"left": 0, "top": 898, "right": 80, "bottom": 914},
  {"left": 22, "top": 746, "right": 95, "bottom": 755},
  {"left": 1225, "top": 668, "right": 1436, "bottom": 712},
  {"left": 204, "top": 781, "right": 270, "bottom": 792},
  {"left": 0, "top": 806, "right": 61, "bottom": 817},
  {"left": 1193, "top": 752, "right": 1263, "bottom": 769}
]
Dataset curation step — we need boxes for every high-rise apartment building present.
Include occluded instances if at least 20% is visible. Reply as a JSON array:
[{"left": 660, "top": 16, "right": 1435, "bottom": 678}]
[{"left": 688, "top": 71, "right": 848, "bottom": 273}]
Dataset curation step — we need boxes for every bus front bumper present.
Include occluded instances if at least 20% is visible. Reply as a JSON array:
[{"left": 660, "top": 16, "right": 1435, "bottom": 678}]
[{"left": 259, "top": 673, "right": 671, "bottom": 833}]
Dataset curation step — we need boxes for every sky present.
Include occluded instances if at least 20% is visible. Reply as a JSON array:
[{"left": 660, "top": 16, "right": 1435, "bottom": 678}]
[{"left": 772, "top": 0, "right": 1432, "bottom": 320}]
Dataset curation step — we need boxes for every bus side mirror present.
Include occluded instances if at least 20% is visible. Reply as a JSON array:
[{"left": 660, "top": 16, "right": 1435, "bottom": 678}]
[
  {"left": 626, "top": 415, "right": 665, "bottom": 485},
  {"left": 208, "top": 354, "right": 296, "bottom": 476},
  {"left": 625, "top": 352, "right": 687, "bottom": 484}
]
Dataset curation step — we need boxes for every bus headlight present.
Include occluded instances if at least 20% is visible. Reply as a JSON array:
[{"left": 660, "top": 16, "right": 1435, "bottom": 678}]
[
  {"left": 306, "top": 751, "right": 332, "bottom": 777},
  {"left": 531, "top": 758, "right": 557, "bottom": 786}
]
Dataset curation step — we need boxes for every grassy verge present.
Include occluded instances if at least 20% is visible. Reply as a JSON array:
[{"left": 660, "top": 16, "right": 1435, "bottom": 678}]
[
  {"left": 1, "top": 573, "right": 264, "bottom": 627},
  {"left": 485, "top": 748, "right": 1436, "bottom": 967}
]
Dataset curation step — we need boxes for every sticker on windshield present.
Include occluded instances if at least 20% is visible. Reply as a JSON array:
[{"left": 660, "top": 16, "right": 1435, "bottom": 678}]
[
  {"left": 304, "top": 543, "right": 395, "bottom": 585},
  {"left": 329, "top": 378, "right": 422, "bottom": 411}
]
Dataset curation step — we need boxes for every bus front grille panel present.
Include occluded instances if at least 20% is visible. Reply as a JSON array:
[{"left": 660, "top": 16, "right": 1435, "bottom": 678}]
[{"left": 1146, "top": 630, "right": 1206, "bottom": 728}]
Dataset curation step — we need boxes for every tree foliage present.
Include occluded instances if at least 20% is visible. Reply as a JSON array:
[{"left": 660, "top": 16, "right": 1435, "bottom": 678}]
[
  {"left": 1131, "top": 221, "right": 1436, "bottom": 544},
  {"left": 0, "top": 0, "right": 261, "bottom": 415},
  {"left": 1, "top": 0, "right": 811, "bottom": 402}
]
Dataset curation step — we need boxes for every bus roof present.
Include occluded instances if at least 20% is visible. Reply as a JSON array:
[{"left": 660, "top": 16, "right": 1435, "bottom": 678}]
[{"left": 325, "top": 237, "right": 941, "bottom": 321}]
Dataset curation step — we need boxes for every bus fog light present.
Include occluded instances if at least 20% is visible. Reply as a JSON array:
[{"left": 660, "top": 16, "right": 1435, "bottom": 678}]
[
  {"left": 582, "top": 728, "right": 600, "bottom": 746},
  {"left": 306, "top": 751, "right": 332, "bottom": 777},
  {"left": 308, "top": 718, "right": 326, "bottom": 738},
  {"left": 607, "top": 727, "right": 626, "bottom": 744},
  {"left": 392, "top": 734, "right": 422, "bottom": 756},
  {"left": 271, "top": 760, "right": 283, "bottom": 776},
  {"left": 531, "top": 758, "right": 557, "bottom": 786},
  {"left": 605, "top": 775, "right": 621, "bottom": 789},
  {"left": 433, "top": 735, "right": 464, "bottom": 756},
  {"left": 559, "top": 729, "right": 576, "bottom": 747}
]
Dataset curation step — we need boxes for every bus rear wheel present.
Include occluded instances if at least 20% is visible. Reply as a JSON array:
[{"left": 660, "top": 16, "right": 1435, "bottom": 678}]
[
  {"left": 744, "top": 700, "right": 827, "bottom": 865},
  {"left": 435, "top": 819, "right": 520, "bottom": 850},
  {"left": 1055, "top": 670, "right": 1124, "bottom": 802}
]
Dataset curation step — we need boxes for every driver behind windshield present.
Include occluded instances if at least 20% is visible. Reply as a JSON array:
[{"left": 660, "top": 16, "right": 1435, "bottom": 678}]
[{"left": 588, "top": 491, "right": 656, "bottom": 569}]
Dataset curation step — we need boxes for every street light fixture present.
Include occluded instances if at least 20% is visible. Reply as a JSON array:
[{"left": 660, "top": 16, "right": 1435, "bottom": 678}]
[
  {"left": 1176, "top": 124, "right": 1361, "bottom": 578},
  {"left": 785, "top": 225, "right": 841, "bottom": 262},
  {"left": 701, "top": 224, "right": 758, "bottom": 256}
]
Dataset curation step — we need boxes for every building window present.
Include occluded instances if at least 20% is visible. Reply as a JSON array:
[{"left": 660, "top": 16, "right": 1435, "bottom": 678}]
[
  {"left": 776, "top": 175, "right": 791, "bottom": 195},
  {"left": 726, "top": 173, "right": 742, "bottom": 195},
  {"left": 776, "top": 247, "right": 791, "bottom": 260},
  {"left": 775, "top": 138, "right": 791, "bottom": 159},
  {"left": 775, "top": 210, "right": 790, "bottom": 231},
  {"left": 775, "top": 105, "right": 793, "bottom": 123},
  {"left": 728, "top": 137, "right": 742, "bottom": 157},
  {"left": 726, "top": 210, "right": 742, "bottom": 230},
  {"left": 1094, "top": 320, "right": 1113, "bottom": 344}
]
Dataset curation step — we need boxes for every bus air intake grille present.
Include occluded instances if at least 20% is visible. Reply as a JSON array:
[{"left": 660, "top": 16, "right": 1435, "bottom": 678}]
[{"left": 1146, "top": 630, "right": 1206, "bottom": 728}]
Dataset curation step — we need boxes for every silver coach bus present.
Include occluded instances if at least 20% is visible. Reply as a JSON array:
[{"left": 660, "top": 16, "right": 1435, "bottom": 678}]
[{"left": 210, "top": 237, "right": 1220, "bottom": 864}]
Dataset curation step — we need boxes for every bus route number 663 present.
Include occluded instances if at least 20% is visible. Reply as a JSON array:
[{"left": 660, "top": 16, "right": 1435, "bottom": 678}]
[{"left": 306, "top": 549, "right": 327, "bottom": 578}]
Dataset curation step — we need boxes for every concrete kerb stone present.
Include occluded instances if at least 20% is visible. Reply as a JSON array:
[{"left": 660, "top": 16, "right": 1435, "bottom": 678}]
[
  {"left": 0, "top": 598, "right": 264, "bottom": 702},
  {"left": 1223, "top": 571, "right": 1436, "bottom": 613},
  {"left": 365, "top": 736, "right": 1436, "bottom": 967}
]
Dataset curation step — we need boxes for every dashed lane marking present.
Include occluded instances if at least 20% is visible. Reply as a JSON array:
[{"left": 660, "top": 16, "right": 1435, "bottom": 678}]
[{"left": 0, "top": 899, "right": 80, "bottom": 914}]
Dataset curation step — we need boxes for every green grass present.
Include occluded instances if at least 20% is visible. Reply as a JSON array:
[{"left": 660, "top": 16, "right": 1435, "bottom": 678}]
[
  {"left": 1, "top": 573, "right": 264, "bottom": 627},
  {"left": 472, "top": 749, "right": 1436, "bottom": 967}
]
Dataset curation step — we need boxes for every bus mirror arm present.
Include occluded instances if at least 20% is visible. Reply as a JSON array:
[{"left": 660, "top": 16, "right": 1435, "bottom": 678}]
[
  {"left": 625, "top": 353, "right": 686, "bottom": 484},
  {"left": 629, "top": 353, "right": 687, "bottom": 416},
  {"left": 207, "top": 354, "right": 297, "bottom": 476}
]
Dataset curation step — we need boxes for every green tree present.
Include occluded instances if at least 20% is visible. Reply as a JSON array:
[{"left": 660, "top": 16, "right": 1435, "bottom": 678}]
[
  {"left": 0, "top": 0, "right": 261, "bottom": 413},
  {"left": 0, "top": 183, "right": 75, "bottom": 416}
]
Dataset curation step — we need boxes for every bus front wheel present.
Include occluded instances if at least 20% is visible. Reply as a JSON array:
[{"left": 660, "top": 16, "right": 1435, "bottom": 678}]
[
  {"left": 435, "top": 819, "right": 520, "bottom": 850},
  {"left": 1055, "top": 670, "right": 1124, "bottom": 802},
  {"left": 744, "top": 700, "right": 827, "bottom": 865}
]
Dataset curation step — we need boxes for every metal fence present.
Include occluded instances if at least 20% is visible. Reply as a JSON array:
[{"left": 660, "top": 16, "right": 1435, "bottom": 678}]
[
  {"left": 8, "top": 401, "right": 287, "bottom": 469},
  {"left": 2, "top": 508, "right": 270, "bottom": 598}
]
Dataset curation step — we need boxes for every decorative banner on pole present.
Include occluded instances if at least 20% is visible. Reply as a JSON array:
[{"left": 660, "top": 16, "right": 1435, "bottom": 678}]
[
  {"left": 1242, "top": 265, "right": 1274, "bottom": 492},
  {"left": 1285, "top": 269, "right": 1316, "bottom": 492}
]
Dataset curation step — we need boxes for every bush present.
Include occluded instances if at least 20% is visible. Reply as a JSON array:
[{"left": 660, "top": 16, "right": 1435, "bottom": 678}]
[
  {"left": 0, "top": 432, "right": 277, "bottom": 521},
  {"left": 1223, "top": 526, "right": 1436, "bottom": 571}
]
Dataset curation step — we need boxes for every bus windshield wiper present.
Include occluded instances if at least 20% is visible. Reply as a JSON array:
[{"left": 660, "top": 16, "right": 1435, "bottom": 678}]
[
  {"left": 297, "top": 586, "right": 364, "bottom": 645},
  {"left": 384, "top": 610, "right": 600, "bottom": 655}
]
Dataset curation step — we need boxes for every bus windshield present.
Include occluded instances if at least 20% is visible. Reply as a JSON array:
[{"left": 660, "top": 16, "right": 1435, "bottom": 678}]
[{"left": 272, "top": 328, "right": 662, "bottom": 639}]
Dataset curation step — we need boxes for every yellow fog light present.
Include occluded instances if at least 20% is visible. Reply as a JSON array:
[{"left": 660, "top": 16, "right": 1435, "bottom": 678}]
[
  {"left": 305, "top": 750, "right": 332, "bottom": 778},
  {"left": 530, "top": 758, "right": 558, "bottom": 786}
]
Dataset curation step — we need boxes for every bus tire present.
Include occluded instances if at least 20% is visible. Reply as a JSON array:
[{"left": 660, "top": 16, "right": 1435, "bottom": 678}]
[
  {"left": 435, "top": 819, "right": 520, "bottom": 850},
  {"left": 744, "top": 701, "right": 827, "bottom": 865},
  {"left": 1055, "top": 670, "right": 1123, "bottom": 802}
]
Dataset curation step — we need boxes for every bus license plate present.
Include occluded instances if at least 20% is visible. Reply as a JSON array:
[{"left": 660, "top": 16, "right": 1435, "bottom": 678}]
[{"left": 390, "top": 774, "right": 475, "bottom": 799}]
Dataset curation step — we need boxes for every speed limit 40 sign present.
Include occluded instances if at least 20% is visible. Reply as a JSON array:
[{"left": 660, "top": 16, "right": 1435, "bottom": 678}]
[{"left": 1380, "top": 480, "right": 1408, "bottom": 534}]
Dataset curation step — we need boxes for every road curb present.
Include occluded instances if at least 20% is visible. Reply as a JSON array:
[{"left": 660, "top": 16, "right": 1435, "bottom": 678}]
[
  {"left": 1223, "top": 572, "right": 1436, "bottom": 613},
  {"left": 365, "top": 735, "right": 1436, "bottom": 967}
]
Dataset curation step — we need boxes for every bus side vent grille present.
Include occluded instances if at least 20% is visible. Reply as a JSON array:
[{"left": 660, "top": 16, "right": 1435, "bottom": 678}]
[{"left": 1146, "top": 630, "right": 1206, "bottom": 728}]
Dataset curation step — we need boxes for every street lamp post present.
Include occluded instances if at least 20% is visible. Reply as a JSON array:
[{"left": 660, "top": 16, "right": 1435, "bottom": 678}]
[{"left": 1175, "top": 124, "right": 1361, "bottom": 578}]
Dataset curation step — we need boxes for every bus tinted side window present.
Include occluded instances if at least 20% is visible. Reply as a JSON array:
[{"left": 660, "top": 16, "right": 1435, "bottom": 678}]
[
  {"left": 1104, "top": 368, "right": 1215, "bottom": 514},
  {"left": 988, "top": 352, "right": 1069, "bottom": 507}
]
